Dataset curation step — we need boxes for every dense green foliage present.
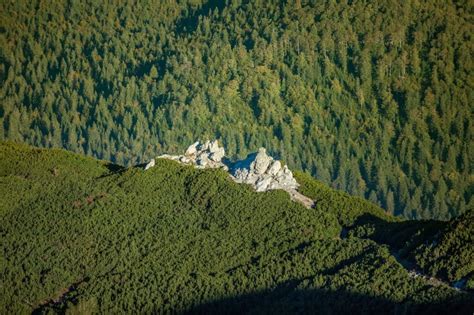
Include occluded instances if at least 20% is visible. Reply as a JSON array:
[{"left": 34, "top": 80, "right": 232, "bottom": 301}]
[
  {"left": 0, "top": 0, "right": 472, "bottom": 220},
  {"left": 296, "top": 169, "right": 474, "bottom": 288},
  {"left": 1, "top": 142, "right": 473, "bottom": 314},
  {"left": 345, "top": 209, "right": 474, "bottom": 290},
  {"left": 294, "top": 171, "right": 398, "bottom": 226},
  {"left": 411, "top": 211, "right": 474, "bottom": 288},
  {"left": 349, "top": 211, "right": 474, "bottom": 289}
]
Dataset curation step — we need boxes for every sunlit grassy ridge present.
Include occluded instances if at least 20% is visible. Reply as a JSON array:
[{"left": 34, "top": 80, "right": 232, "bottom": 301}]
[{"left": 1, "top": 142, "right": 473, "bottom": 314}]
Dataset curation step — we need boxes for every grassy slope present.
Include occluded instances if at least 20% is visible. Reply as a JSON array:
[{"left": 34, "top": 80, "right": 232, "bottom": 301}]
[{"left": 1, "top": 142, "right": 473, "bottom": 314}]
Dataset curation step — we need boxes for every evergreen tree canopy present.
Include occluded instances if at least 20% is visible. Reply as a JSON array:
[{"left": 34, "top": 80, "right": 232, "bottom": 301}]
[{"left": 0, "top": 0, "right": 472, "bottom": 220}]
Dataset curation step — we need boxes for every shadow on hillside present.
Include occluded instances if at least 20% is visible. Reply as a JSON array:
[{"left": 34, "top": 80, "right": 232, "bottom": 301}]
[
  {"left": 184, "top": 285, "right": 474, "bottom": 315},
  {"left": 99, "top": 161, "right": 156, "bottom": 179},
  {"left": 96, "top": 163, "right": 128, "bottom": 179},
  {"left": 175, "top": 0, "right": 225, "bottom": 34},
  {"left": 347, "top": 213, "right": 446, "bottom": 251}
]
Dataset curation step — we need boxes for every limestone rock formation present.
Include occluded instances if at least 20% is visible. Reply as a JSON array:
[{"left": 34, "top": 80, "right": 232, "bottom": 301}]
[
  {"left": 155, "top": 140, "right": 312, "bottom": 207},
  {"left": 158, "top": 140, "right": 228, "bottom": 170},
  {"left": 231, "top": 147, "right": 299, "bottom": 192}
]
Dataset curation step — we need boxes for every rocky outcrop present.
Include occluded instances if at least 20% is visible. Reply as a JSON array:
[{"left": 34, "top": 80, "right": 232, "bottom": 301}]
[
  {"left": 231, "top": 148, "right": 299, "bottom": 192},
  {"left": 144, "top": 159, "right": 155, "bottom": 170},
  {"left": 150, "top": 140, "right": 312, "bottom": 207},
  {"left": 157, "top": 141, "right": 298, "bottom": 192},
  {"left": 158, "top": 140, "right": 228, "bottom": 170}
]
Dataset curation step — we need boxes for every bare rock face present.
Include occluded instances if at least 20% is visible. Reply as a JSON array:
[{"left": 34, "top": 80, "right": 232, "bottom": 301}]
[
  {"left": 267, "top": 160, "right": 281, "bottom": 176},
  {"left": 252, "top": 148, "right": 272, "bottom": 174},
  {"left": 144, "top": 158, "right": 155, "bottom": 170},
  {"left": 231, "top": 147, "right": 299, "bottom": 192},
  {"left": 185, "top": 141, "right": 199, "bottom": 156},
  {"left": 157, "top": 140, "right": 300, "bottom": 195},
  {"left": 158, "top": 140, "right": 228, "bottom": 170},
  {"left": 255, "top": 176, "right": 273, "bottom": 192},
  {"left": 208, "top": 140, "right": 220, "bottom": 153}
]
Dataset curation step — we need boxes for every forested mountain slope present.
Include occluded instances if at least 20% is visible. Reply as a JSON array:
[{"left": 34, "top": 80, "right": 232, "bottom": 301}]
[
  {"left": 1, "top": 142, "right": 473, "bottom": 314},
  {"left": 0, "top": 0, "right": 472, "bottom": 220}
]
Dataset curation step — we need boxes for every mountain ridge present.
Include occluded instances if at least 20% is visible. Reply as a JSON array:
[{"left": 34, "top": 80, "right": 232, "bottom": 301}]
[
  {"left": 1, "top": 141, "right": 473, "bottom": 313},
  {"left": 153, "top": 139, "right": 314, "bottom": 208}
]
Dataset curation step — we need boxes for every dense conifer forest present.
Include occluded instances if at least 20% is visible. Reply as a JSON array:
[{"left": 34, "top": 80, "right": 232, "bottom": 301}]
[
  {"left": 1, "top": 142, "right": 473, "bottom": 313},
  {"left": 0, "top": 1, "right": 472, "bottom": 220}
]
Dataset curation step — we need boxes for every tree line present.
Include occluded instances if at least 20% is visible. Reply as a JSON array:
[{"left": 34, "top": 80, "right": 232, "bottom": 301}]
[{"left": 0, "top": 0, "right": 472, "bottom": 219}]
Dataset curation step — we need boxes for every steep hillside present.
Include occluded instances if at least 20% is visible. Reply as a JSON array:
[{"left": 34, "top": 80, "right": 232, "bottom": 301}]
[
  {"left": 1, "top": 0, "right": 473, "bottom": 220},
  {"left": 1, "top": 142, "right": 473, "bottom": 314},
  {"left": 346, "top": 210, "right": 474, "bottom": 289},
  {"left": 296, "top": 171, "right": 474, "bottom": 289}
]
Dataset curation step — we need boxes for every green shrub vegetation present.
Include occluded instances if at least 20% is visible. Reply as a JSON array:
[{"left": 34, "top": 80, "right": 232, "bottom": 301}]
[
  {"left": 411, "top": 211, "right": 474, "bottom": 288},
  {"left": 297, "top": 170, "right": 474, "bottom": 289},
  {"left": 0, "top": 0, "right": 472, "bottom": 220},
  {"left": 294, "top": 171, "right": 398, "bottom": 226},
  {"left": 345, "top": 209, "right": 474, "bottom": 290},
  {"left": 1, "top": 142, "right": 473, "bottom": 313}
]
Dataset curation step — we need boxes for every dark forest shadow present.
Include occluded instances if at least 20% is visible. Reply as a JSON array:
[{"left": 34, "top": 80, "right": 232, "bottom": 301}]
[
  {"left": 184, "top": 285, "right": 474, "bottom": 315},
  {"left": 96, "top": 162, "right": 128, "bottom": 179},
  {"left": 347, "top": 213, "right": 446, "bottom": 251},
  {"left": 175, "top": 0, "right": 225, "bottom": 34}
]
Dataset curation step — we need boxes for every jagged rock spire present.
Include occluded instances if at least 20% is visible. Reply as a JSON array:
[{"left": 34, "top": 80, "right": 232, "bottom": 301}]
[{"left": 231, "top": 147, "right": 299, "bottom": 192}]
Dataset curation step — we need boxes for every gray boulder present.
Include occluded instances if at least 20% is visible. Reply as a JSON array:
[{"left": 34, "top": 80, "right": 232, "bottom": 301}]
[
  {"left": 196, "top": 154, "right": 210, "bottom": 167},
  {"left": 209, "top": 140, "right": 220, "bottom": 153},
  {"left": 209, "top": 147, "right": 225, "bottom": 162},
  {"left": 251, "top": 148, "right": 272, "bottom": 174},
  {"left": 159, "top": 140, "right": 227, "bottom": 170},
  {"left": 185, "top": 141, "right": 199, "bottom": 156},
  {"left": 255, "top": 176, "right": 273, "bottom": 192},
  {"left": 267, "top": 160, "right": 281, "bottom": 176},
  {"left": 231, "top": 147, "right": 298, "bottom": 192}
]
